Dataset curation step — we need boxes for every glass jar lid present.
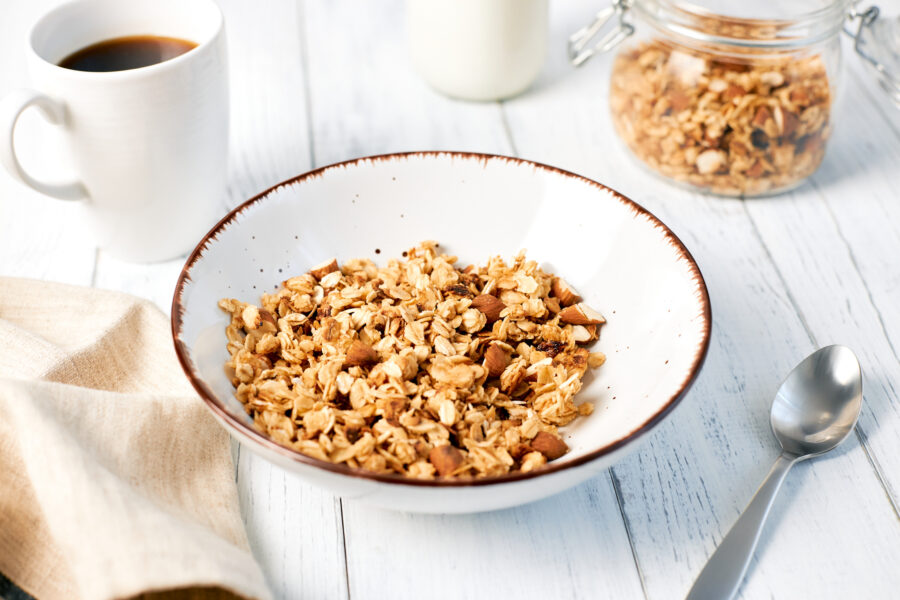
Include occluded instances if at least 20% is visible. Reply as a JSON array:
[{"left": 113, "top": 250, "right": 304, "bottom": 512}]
[
  {"left": 569, "top": 0, "right": 900, "bottom": 107},
  {"left": 668, "top": 0, "right": 840, "bottom": 20},
  {"left": 633, "top": 0, "right": 854, "bottom": 48}
]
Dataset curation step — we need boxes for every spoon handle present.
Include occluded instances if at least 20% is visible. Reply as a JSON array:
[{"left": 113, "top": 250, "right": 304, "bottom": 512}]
[{"left": 685, "top": 452, "right": 797, "bottom": 600}]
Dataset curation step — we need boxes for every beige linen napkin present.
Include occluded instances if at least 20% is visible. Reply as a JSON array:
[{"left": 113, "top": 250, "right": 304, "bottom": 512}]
[{"left": 0, "top": 278, "right": 271, "bottom": 600}]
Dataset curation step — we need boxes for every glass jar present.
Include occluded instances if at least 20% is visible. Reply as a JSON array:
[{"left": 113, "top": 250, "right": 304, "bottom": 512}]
[{"left": 569, "top": 0, "right": 898, "bottom": 197}]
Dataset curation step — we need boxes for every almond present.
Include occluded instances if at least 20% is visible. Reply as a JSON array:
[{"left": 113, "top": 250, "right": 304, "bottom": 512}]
[
  {"left": 258, "top": 309, "right": 278, "bottom": 334},
  {"left": 429, "top": 444, "right": 464, "bottom": 477},
  {"left": 773, "top": 106, "right": 799, "bottom": 138},
  {"left": 559, "top": 303, "right": 606, "bottom": 326},
  {"left": 319, "top": 270, "right": 342, "bottom": 289},
  {"left": 551, "top": 277, "right": 582, "bottom": 307},
  {"left": 544, "top": 296, "right": 561, "bottom": 314},
  {"left": 745, "top": 160, "right": 766, "bottom": 178},
  {"left": 531, "top": 431, "right": 568, "bottom": 460},
  {"left": 471, "top": 294, "right": 505, "bottom": 323},
  {"left": 484, "top": 344, "right": 511, "bottom": 378},
  {"left": 667, "top": 90, "right": 692, "bottom": 113},
  {"left": 309, "top": 258, "right": 339, "bottom": 280},
  {"left": 789, "top": 87, "right": 810, "bottom": 106},
  {"left": 572, "top": 325, "right": 592, "bottom": 343},
  {"left": 344, "top": 340, "right": 378, "bottom": 368},
  {"left": 509, "top": 442, "right": 533, "bottom": 460},
  {"left": 751, "top": 106, "right": 772, "bottom": 129},
  {"left": 384, "top": 398, "right": 407, "bottom": 425},
  {"left": 724, "top": 84, "right": 746, "bottom": 101},
  {"left": 259, "top": 308, "right": 277, "bottom": 327},
  {"left": 729, "top": 140, "right": 749, "bottom": 157}
]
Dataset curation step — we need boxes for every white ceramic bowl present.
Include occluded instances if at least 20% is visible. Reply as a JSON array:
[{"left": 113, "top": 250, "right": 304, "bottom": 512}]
[{"left": 172, "top": 152, "right": 711, "bottom": 514}]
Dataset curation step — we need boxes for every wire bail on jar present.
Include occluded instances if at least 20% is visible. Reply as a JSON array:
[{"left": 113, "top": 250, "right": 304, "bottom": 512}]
[
  {"left": 846, "top": 5, "right": 900, "bottom": 105},
  {"left": 568, "top": 0, "right": 634, "bottom": 67}
]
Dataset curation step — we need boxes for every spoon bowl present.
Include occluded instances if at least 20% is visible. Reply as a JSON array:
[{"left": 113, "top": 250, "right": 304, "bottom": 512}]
[
  {"left": 687, "top": 345, "right": 863, "bottom": 600},
  {"left": 771, "top": 345, "right": 863, "bottom": 457}
]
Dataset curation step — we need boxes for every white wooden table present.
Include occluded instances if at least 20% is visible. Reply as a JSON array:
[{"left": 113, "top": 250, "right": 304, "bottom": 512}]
[{"left": 3, "top": 1, "right": 900, "bottom": 599}]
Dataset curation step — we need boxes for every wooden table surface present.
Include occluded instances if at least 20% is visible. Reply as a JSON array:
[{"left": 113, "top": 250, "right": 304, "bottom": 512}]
[{"left": 3, "top": 1, "right": 900, "bottom": 599}]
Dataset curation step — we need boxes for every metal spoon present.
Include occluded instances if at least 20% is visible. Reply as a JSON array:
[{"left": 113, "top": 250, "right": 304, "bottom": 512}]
[{"left": 686, "top": 345, "right": 863, "bottom": 600}]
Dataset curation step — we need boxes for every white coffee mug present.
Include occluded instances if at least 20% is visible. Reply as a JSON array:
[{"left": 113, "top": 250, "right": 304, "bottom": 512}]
[
  {"left": 407, "top": 0, "right": 548, "bottom": 101},
  {"left": 0, "top": 0, "right": 228, "bottom": 263}
]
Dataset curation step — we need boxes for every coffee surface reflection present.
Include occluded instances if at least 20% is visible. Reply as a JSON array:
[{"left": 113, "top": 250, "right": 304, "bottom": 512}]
[{"left": 58, "top": 35, "right": 197, "bottom": 72}]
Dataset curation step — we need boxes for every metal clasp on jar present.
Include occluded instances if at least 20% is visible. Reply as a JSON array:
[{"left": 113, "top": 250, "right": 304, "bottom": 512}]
[
  {"left": 845, "top": 5, "right": 900, "bottom": 106},
  {"left": 568, "top": 0, "right": 634, "bottom": 66}
]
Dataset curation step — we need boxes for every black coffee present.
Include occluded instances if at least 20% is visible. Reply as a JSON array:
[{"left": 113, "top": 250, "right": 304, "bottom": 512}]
[{"left": 58, "top": 35, "right": 197, "bottom": 72}]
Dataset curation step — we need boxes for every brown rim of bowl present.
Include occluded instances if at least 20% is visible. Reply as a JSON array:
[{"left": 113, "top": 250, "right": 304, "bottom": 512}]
[{"left": 171, "top": 151, "right": 712, "bottom": 488}]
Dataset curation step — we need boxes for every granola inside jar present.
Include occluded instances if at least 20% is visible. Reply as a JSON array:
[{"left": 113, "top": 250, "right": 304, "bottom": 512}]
[{"left": 571, "top": 0, "right": 854, "bottom": 197}]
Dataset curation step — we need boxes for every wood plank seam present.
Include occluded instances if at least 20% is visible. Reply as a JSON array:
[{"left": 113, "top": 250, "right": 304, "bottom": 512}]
[
  {"left": 228, "top": 146, "right": 264, "bottom": 209},
  {"left": 853, "top": 425, "right": 900, "bottom": 523},
  {"left": 89, "top": 247, "right": 100, "bottom": 288},
  {"left": 498, "top": 103, "right": 521, "bottom": 157},
  {"left": 740, "top": 198, "right": 900, "bottom": 520},
  {"left": 297, "top": 0, "right": 318, "bottom": 170},
  {"left": 848, "top": 68, "right": 900, "bottom": 142},
  {"left": 298, "top": 5, "right": 352, "bottom": 595},
  {"left": 810, "top": 179, "right": 900, "bottom": 517},
  {"left": 813, "top": 178, "right": 900, "bottom": 365},
  {"left": 338, "top": 500, "right": 352, "bottom": 600},
  {"left": 610, "top": 469, "right": 651, "bottom": 600},
  {"left": 741, "top": 203, "right": 818, "bottom": 347},
  {"left": 233, "top": 442, "right": 241, "bottom": 484},
  {"left": 852, "top": 427, "right": 900, "bottom": 520},
  {"left": 500, "top": 93, "right": 651, "bottom": 596}
]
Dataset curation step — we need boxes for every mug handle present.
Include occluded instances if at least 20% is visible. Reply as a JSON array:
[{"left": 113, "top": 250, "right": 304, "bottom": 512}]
[{"left": 0, "top": 89, "right": 87, "bottom": 201}]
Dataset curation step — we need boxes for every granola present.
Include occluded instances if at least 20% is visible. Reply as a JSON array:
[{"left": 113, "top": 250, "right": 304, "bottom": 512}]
[
  {"left": 610, "top": 41, "right": 832, "bottom": 196},
  {"left": 219, "top": 242, "right": 607, "bottom": 479}
]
